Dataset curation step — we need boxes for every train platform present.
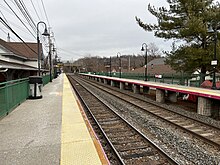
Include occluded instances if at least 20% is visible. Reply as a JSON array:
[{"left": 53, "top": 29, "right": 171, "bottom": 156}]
[
  {"left": 0, "top": 74, "right": 109, "bottom": 165},
  {"left": 81, "top": 73, "right": 220, "bottom": 117},
  {"left": 81, "top": 73, "right": 220, "bottom": 100}
]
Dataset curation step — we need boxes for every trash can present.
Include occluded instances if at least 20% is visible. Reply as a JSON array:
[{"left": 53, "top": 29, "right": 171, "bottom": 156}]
[{"left": 29, "top": 76, "right": 43, "bottom": 99}]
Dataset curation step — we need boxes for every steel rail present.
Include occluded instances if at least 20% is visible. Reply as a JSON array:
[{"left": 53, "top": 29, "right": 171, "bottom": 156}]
[
  {"left": 68, "top": 76, "right": 125, "bottom": 165},
  {"left": 68, "top": 75, "right": 179, "bottom": 165},
  {"left": 76, "top": 75, "right": 220, "bottom": 149}
]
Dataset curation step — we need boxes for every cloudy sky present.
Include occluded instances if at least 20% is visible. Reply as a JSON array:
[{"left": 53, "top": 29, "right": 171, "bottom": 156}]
[{"left": 1, "top": 0, "right": 173, "bottom": 61}]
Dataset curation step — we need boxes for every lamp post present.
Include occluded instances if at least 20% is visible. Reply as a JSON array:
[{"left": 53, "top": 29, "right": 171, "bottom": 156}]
[
  {"left": 208, "top": 24, "right": 218, "bottom": 89},
  {"left": 117, "top": 52, "right": 122, "bottom": 78},
  {"left": 37, "top": 21, "right": 49, "bottom": 76},
  {"left": 141, "top": 43, "right": 148, "bottom": 81},
  {"left": 110, "top": 56, "right": 112, "bottom": 77}
]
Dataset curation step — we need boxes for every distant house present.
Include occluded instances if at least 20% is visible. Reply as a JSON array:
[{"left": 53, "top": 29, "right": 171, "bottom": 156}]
[
  {"left": 130, "top": 57, "right": 176, "bottom": 75},
  {"left": 0, "top": 38, "right": 45, "bottom": 82}
]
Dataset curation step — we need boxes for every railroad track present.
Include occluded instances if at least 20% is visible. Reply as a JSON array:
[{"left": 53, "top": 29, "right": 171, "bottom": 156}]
[
  {"left": 74, "top": 75, "right": 220, "bottom": 149},
  {"left": 68, "top": 75, "right": 178, "bottom": 165}
]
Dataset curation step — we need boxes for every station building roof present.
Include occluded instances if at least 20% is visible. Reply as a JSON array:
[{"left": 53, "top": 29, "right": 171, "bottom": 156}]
[{"left": 0, "top": 39, "right": 41, "bottom": 60}]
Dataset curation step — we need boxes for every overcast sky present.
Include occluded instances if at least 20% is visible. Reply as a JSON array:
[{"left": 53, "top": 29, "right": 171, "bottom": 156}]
[
  {"left": 46, "top": 0, "right": 172, "bottom": 61},
  {"left": 0, "top": 0, "right": 177, "bottom": 61}
]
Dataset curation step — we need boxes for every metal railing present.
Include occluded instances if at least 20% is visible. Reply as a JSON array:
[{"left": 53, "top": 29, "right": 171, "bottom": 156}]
[
  {"left": 0, "top": 74, "right": 53, "bottom": 119},
  {"left": 42, "top": 74, "right": 50, "bottom": 86},
  {"left": 0, "top": 78, "right": 29, "bottom": 118},
  {"left": 42, "top": 74, "right": 54, "bottom": 86}
]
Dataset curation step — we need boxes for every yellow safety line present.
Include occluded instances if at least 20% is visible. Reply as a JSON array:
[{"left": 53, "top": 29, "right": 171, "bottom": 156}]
[
  {"left": 60, "top": 74, "right": 103, "bottom": 165},
  {"left": 75, "top": 99, "right": 110, "bottom": 165}
]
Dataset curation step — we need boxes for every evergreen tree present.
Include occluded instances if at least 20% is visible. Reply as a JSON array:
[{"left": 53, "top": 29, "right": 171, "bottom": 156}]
[{"left": 136, "top": 0, "right": 220, "bottom": 83}]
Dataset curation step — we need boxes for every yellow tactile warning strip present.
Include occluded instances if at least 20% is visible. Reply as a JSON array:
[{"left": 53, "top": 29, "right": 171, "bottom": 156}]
[
  {"left": 75, "top": 98, "right": 110, "bottom": 165},
  {"left": 61, "top": 74, "right": 109, "bottom": 165}
]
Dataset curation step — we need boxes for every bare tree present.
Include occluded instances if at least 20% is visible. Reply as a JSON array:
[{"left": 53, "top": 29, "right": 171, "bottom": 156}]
[{"left": 147, "top": 42, "right": 161, "bottom": 57}]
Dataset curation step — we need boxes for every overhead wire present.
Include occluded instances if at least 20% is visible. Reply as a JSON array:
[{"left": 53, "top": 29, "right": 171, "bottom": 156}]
[
  {"left": 57, "top": 48, "right": 85, "bottom": 60},
  {"left": 14, "top": 0, "right": 49, "bottom": 51},
  {"left": 0, "top": 10, "right": 9, "bottom": 25},
  {"left": 19, "top": 0, "right": 37, "bottom": 28},
  {"left": 21, "top": 0, "right": 49, "bottom": 47},
  {"left": 0, "top": 5, "right": 17, "bottom": 41},
  {"left": 35, "top": 0, "right": 44, "bottom": 21},
  {"left": 40, "top": 0, "right": 50, "bottom": 27},
  {"left": 0, "top": 27, "right": 7, "bottom": 35},
  {"left": 3, "top": 0, "right": 36, "bottom": 39},
  {"left": 4, "top": 0, "right": 48, "bottom": 47},
  {"left": 0, "top": 16, "right": 37, "bottom": 54},
  {"left": 6, "top": 21, "right": 36, "bottom": 41},
  {"left": 9, "top": 0, "right": 16, "bottom": 6},
  {"left": 0, "top": 8, "right": 16, "bottom": 41},
  {"left": 0, "top": 27, "right": 16, "bottom": 41},
  {"left": 1, "top": 5, "right": 37, "bottom": 41},
  {"left": 14, "top": 0, "right": 36, "bottom": 34},
  {"left": 1, "top": 18, "right": 46, "bottom": 58},
  {"left": 20, "top": 0, "right": 39, "bottom": 30},
  {"left": 0, "top": 30, "right": 17, "bottom": 42},
  {"left": 39, "top": 0, "right": 55, "bottom": 56},
  {"left": 1, "top": 0, "right": 52, "bottom": 57},
  {"left": 0, "top": 3, "right": 13, "bottom": 14},
  {"left": 39, "top": 0, "right": 52, "bottom": 54},
  {"left": 7, "top": 19, "right": 34, "bottom": 36},
  {"left": 30, "top": 0, "right": 41, "bottom": 21}
]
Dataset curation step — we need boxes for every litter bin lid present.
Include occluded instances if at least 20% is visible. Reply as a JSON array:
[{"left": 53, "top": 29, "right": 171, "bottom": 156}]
[{"left": 29, "top": 76, "right": 43, "bottom": 84}]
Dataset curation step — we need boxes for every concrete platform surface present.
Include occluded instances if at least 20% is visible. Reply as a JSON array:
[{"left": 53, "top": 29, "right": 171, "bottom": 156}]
[
  {"left": 0, "top": 74, "right": 109, "bottom": 165},
  {"left": 0, "top": 75, "right": 63, "bottom": 165}
]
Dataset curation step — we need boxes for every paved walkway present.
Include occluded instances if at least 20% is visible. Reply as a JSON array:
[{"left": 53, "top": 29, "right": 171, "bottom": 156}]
[
  {"left": 0, "top": 74, "right": 63, "bottom": 165},
  {"left": 0, "top": 74, "right": 109, "bottom": 165}
]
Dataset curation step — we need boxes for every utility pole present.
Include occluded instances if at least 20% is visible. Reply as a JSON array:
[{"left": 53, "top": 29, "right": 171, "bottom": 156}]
[
  {"left": 110, "top": 56, "right": 112, "bottom": 77},
  {"left": 52, "top": 44, "right": 57, "bottom": 78},
  {"left": 48, "top": 28, "right": 52, "bottom": 82},
  {"left": 129, "top": 55, "right": 131, "bottom": 71}
]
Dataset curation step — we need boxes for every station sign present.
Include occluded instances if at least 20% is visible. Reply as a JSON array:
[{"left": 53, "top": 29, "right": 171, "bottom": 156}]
[
  {"left": 155, "top": 74, "right": 162, "bottom": 78},
  {"left": 211, "top": 60, "right": 218, "bottom": 66}
]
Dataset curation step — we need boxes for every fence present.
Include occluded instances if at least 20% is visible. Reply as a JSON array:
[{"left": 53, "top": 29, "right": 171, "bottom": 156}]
[
  {"left": 0, "top": 74, "right": 52, "bottom": 119},
  {"left": 42, "top": 74, "right": 51, "bottom": 86},
  {"left": 0, "top": 78, "right": 29, "bottom": 118}
]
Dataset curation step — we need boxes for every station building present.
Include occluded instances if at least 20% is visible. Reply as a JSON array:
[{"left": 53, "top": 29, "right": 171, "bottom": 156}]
[{"left": 0, "top": 38, "right": 46, "bottom": 82}]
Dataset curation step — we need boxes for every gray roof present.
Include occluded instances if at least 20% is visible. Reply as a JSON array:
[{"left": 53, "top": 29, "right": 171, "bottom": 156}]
[{"left": 147, "top": 58, "right": 165, "bottom": 66}]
